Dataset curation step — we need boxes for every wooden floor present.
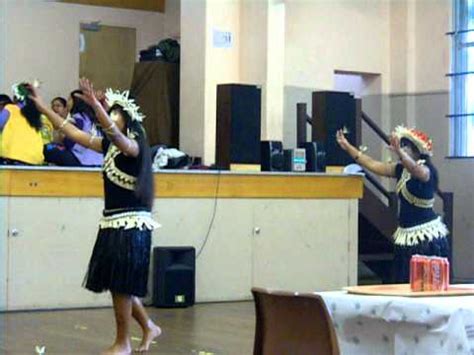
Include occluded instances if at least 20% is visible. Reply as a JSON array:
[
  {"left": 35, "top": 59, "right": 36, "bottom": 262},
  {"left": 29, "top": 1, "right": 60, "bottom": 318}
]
[{"left": 0, "top": 302, "right": 255, "bottom": 354}]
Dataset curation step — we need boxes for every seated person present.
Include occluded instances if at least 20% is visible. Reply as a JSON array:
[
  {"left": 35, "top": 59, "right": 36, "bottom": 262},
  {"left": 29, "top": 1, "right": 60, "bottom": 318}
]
[
  {"left": 44, "top": 90, "right": 103, "bottom": 167},
  {"left": 0, "top": 83, "right": 44, "bottom": 165},
  {"left": 50, "top": 96, "right": 69, "bottom": 143},
  {"left": 51, "top": 96, "right": 68, "bottom": 119}
]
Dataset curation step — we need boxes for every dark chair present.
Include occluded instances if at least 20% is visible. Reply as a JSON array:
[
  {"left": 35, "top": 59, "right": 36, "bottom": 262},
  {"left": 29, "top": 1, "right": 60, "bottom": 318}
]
[{"left": 252, "top": 287, "right": 340, "bottom": 355}]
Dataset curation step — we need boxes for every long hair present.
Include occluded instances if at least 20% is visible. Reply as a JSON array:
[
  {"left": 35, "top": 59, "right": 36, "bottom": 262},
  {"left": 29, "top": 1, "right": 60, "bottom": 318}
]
[
  {"left": 70, "top": 90, "right": 97, "bottom": 122},
  {"left": 109, "top": 104, "right": 154, "bottom": 209},
  {"left": 401, "top": 138, "right": 439, "bottom": 190},
  {"left": 21, "top": 97, "right": 43, "bottom": 131}
]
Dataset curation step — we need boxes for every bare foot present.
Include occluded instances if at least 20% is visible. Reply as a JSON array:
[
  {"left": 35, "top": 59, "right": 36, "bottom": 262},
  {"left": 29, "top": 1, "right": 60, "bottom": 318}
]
[
  {"left": 102, "top": 342, "right": 132, "bottom": 355},
  {"left": 136, "top": 320, "right": 162, "bottom": 352}
]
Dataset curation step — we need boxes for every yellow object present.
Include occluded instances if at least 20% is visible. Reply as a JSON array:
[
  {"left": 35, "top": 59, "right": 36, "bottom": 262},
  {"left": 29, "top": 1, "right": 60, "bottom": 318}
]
[
  {"left": 230, "top": 164, "right": 261, "bottom": 172},
  {"left": 1, "top": 104, "right": 44, "bottom": 164},
  {"left": 40, "top": 115, "right": 54, "bottom": 144},
  {"left": 325, "top": 166, "right": 344, "bottom": 174}
]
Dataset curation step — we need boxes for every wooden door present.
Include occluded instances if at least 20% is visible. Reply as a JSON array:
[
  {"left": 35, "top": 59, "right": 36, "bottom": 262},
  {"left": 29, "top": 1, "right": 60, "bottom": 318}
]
[{"left": 80, "top": 25, "right": 136, "bottom": 92}]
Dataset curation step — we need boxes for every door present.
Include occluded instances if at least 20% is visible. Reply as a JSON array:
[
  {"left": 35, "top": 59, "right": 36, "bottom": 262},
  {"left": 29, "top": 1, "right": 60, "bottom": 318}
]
[{"left": 80, "top": 25, "right": 136, "bottom": 91}]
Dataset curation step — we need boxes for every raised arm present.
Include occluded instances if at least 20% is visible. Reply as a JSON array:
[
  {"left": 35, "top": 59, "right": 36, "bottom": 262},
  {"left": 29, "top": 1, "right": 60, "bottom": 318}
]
[
  {"left": 389, "top": 134, "right": 430, "bottom": 182},
  {"left": 76, "top": 78, "right": 139, "bottom": 157},
  {"left": 27, "top": 85, "right": 103, "bottom": 153},
  {"left": 336, "top": 129, "right": 396, "bottom": 177}
]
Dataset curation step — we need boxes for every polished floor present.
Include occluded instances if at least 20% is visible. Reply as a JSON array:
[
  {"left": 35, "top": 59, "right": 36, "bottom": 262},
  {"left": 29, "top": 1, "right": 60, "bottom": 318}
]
[{"left": 0, "top": 301, "right": 255, "bottom": 354}]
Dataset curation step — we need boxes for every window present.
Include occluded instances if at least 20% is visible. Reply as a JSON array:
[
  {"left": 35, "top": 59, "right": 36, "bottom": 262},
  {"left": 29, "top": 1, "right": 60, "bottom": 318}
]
[{"left": 450, "top": 0, "right": 474, "bottom": 156}]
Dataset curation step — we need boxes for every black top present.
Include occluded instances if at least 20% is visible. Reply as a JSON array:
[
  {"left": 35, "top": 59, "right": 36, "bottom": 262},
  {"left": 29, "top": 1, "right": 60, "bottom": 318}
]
[
  {"left": 101, "top": 137, "right": 148, "bottom": 212},
  {"left": 395, "top": 163, "right": 438, "bottom": 228}
]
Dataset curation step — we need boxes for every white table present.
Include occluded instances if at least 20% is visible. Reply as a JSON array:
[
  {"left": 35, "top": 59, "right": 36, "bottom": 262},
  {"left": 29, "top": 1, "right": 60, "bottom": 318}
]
[{"left": 319, "top": 290, "right": 474, "bottom": 355}]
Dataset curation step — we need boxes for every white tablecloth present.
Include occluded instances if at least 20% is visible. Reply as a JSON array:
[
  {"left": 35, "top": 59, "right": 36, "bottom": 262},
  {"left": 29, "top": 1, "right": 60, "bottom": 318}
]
[{"left": 319, "top": 290, "right": 474, "bottom": 355}]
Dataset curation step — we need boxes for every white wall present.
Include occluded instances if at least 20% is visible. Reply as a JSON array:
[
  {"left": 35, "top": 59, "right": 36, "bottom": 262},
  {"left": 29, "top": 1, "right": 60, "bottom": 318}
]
[
  {"left": 414, "top": 0, "right": 450, "bottom": 93},
  {"left": 283, "top": 0, "right": 391, "bottom": 152},
  {"left": 180, "top": 0, "right": 241, "bottom": 163},
  {"left": 0, "top": 0, "right": 7, "bottom": 95},
  {"left": 0, "top": 0, "right": 164, "bottom": 101},
  {"left": 204, "top": 0, "right": 241, "bottom": 164},
  {"left": 240, "top": 0, "right": 285, "bottom": 142},
  {"left": 284, "top": 0, "right": 391, "bottom": 91},
  {"left": 390, "top": 0, "right": 450, "bottom": 94},
  {"left": 180, "top": 0, "right": 207, "bottom": 159},
  {"left": 163, "top": 0, "right": 181, "bottom": 39}
]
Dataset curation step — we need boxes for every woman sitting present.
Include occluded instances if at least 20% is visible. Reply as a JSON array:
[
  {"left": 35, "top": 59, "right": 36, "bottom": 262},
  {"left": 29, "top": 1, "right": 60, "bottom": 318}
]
[
  {"left": 0, "top": 83, "right": 44, "bottom": 165},
  {"left": 44, "top": 90, "right": 103, "bottom": 167},
  {"left": 49, "top": 96, "right": 69, "bottom": 143}
]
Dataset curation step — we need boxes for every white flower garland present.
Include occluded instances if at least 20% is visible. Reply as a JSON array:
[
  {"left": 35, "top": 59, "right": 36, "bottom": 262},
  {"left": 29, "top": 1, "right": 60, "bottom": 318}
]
[
  {"left": 99, "top": 211, "right": 161, "bottom": 231},
  {"left": 105, "top": 89, "right": 145, "bottom": 122},
  {"left": 103, "top": 145, "right": 137, "bottom": 191},
  {"left": 393, "top": 217, "right": 449, "bottom": 246},
  {"left": 396, "top": 165, "right": 434, "bottom": 209}
]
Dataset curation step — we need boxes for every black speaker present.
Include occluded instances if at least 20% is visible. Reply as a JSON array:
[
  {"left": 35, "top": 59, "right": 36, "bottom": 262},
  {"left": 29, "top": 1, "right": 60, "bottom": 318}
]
[
  {"left": 312, "top": 91, "right": 361, "bottom": 166},
  {"left": 216, "top": 84, "right": 262, "bottom": 169},
  {"left": 260, "top": 141, "right": 284, "bottom": 171},
  {"left": 153, "top": 247, "right": 195, "bottom": 308},
  {"left": 299, "top": 142, "right": 326, "bottom": 172}
]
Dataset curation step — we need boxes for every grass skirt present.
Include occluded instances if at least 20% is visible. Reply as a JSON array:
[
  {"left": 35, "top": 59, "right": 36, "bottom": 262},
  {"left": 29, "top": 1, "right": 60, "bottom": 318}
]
[{"left": 83, "top": 227, "right": 152, "bottom": 297}]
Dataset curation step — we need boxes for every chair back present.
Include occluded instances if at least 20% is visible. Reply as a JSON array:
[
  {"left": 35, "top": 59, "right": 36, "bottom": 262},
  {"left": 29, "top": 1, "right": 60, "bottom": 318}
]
[{"left": 252, "top": 287, "right": 340, "bottom": 355}]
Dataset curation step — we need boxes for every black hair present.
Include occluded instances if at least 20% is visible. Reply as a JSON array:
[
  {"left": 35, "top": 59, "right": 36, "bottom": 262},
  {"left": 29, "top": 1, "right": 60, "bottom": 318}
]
[
  {"left": 400, "top": 137, "right": 439, "bottom": 190},
  {"left": 16, "top": 84, "right": 42, "bottom": 131},
  {"left": 0, "top": 94, "right": 12, "bottom": 105},
  {"left": 7, "top": 84, "right": 42, "bottom": 131},
  {"left": 70, "top": 90, "right": 97, "bottom": 122},
  {"left": 51, "top": 96, "right": 67, "bottom": 107},
  {"left": 109, "top": 104, "right": 154, "bottom": 209},
  {"left": 21, "top": 98, "right": 43, "bottom": 131}
]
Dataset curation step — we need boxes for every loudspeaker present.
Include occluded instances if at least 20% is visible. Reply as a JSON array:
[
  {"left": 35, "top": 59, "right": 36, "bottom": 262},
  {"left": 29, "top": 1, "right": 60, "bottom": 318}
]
[
  {"left": 260, "top": 141, "right": 284, "bottom": 171},
  {"left": 299, "top": 142, "right": 326, "bottom": 172},
  {"left": 153, "top": 247, "right": 195, "bottom": 308},
  {"left": 312, "top": 91, "right": 361, "bottom": 166},
  {"left": 216, "top": 84, "right": 262, "bottom": 169}
]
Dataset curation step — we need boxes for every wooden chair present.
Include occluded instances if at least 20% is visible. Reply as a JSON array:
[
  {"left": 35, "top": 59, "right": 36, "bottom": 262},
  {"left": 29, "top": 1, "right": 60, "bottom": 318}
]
[{"left": 252, "top": 287, "right": 340, "bottom": 355}]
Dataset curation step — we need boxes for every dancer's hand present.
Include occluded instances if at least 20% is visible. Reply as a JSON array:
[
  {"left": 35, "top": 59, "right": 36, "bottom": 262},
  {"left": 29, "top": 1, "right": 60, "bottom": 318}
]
[
  {"left": 95, "top": 89, "right": 110, "bottom": 110},
  {"left": 76, "top": 78, "right": 100, "bottom": 108},
  {"left": 336, "top": 129, "right": 351, "bottom": 151},
  {"left": 389, "top": 133, "right": 402, "bottom": 156},
  {"left": 26, "top": 84, "right": 48, "bottom": 113}
]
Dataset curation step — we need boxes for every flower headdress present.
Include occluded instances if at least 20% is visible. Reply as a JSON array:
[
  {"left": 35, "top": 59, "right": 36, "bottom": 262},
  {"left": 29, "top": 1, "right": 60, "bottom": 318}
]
[
  {"left": 12, "top": 80, "right": 41, "bottom": 102},
  {"left": 394, "top": 125, "right": 433, "bottom": 156},
  {"left": 105, "top": 89, "right": 145, "bottom": 123}
]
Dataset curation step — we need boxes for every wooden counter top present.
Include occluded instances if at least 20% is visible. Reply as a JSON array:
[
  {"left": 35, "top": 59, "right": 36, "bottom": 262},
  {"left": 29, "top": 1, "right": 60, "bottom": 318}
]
[{"left": 0, "top": 167, "right": 363, "bottom": 199}]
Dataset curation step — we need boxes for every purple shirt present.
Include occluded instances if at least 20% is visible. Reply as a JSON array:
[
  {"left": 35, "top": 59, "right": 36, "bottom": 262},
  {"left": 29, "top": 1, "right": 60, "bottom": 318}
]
[
  {"left": 0, "top": 108, "right": 9, "bottom": 130},
  {"left": 68, "top": 112, "right": 104, "bottom": 166}
]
